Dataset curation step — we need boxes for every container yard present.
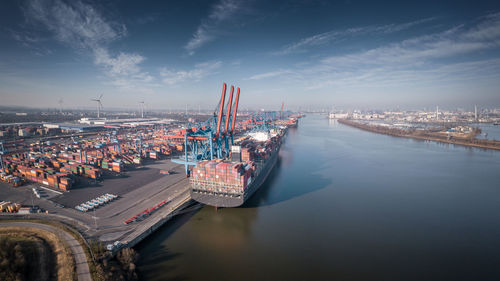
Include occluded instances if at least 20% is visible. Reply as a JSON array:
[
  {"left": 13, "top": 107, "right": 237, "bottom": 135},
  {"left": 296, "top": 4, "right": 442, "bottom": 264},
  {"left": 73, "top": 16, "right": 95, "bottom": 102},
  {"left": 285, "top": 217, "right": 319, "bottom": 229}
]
[
  {"left": 0, "top": 124, "right": 188, "bottom": 192},
  {"left": 0, "top": 83, "right": 300, "bottom": 252},
  {"left": 0, "top": 117, "right": 196, "bottom": 245},
  {"left": 0, "top": 158, "right": 192, "bottom": 246}
]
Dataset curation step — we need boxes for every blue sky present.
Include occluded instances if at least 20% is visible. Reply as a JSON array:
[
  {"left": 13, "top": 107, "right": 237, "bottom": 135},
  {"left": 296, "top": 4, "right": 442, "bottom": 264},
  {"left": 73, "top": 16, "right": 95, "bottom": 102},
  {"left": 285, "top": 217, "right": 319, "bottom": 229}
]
[{"left": 1, "top": 0, "right": 500, "bottom": 110}]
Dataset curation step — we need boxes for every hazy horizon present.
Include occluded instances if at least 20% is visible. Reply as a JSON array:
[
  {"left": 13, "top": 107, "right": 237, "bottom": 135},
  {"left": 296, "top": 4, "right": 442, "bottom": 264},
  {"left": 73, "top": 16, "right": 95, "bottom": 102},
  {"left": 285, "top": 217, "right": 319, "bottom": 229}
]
[{"left": 1, "top": 0, "right": 500, "bottom": 109}]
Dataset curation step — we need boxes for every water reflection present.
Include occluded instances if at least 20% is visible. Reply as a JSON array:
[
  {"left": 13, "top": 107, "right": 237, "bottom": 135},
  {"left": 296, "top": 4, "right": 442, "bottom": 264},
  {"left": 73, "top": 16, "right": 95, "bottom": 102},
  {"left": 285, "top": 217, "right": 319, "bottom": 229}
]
[
  {"left": 136, "top": 210, "right": 196, "bottom": 281},
  {"left": 328, "top": 117, "right": 337, "bottom": 127},
  {"left": 241, "top": 159, "right": 282, "bottom": 208},
  {"left": 243, "top": 125, "right": 332, "bottom": 208},
  {"left": 138, "top": 115, "right": 500, "bottom": 281}
]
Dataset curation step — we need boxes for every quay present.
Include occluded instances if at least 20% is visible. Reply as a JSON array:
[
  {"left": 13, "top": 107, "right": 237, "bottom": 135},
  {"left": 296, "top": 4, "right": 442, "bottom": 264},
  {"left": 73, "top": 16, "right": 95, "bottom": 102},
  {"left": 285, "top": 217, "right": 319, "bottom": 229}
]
[{"left": 0, "top": 160, "right": 200, "bottom": 251}]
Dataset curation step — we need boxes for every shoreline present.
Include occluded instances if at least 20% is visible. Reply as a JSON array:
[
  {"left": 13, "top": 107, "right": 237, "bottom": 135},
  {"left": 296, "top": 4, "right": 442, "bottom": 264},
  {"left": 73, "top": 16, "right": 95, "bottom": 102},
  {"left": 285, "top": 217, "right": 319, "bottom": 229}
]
[{"left": 337, "top": 119, "right": 500, "bottom": 151}]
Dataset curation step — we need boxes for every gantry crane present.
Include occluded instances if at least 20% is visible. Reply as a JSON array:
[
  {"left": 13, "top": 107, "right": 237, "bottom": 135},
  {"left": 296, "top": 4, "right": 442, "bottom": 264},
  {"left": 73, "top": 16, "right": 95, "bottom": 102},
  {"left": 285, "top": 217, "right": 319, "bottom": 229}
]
[
  {"left": 168, "top": 83, "right": 241, "bottom": 175},
  {"left": 241, "top": 101, "right": 295, "bottom": 130}
]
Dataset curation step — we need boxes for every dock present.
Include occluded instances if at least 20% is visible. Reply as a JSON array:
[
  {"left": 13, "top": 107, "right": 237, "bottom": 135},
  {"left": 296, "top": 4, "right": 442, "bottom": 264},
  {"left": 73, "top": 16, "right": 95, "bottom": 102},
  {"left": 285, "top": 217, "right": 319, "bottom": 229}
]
[
  {"left": 0, "top": 160, "right": 200, "bottom": 250},
  {"left": 123, "top": 192, "right": 194, "bottom": 248}
]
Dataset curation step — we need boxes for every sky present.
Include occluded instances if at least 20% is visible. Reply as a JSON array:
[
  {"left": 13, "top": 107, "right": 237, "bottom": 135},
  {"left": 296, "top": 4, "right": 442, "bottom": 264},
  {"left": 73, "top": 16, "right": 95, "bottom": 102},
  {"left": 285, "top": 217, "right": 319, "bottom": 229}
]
[{"left": 1, "top": 0, "right": 500, "bottom": 111}]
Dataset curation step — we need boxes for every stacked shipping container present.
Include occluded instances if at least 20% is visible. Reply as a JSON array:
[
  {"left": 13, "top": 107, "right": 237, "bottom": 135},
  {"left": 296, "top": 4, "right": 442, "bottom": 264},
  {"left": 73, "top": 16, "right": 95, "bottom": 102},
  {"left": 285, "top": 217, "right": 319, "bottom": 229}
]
[
  {"left": 191, "top": 160, "right": 255, "bottom": 194},
  {"left": 1, "top": 124, "right": 187, "bottom": 192},
  {"left": 190, "top": 131, "right": 283, "bottom": 196}
]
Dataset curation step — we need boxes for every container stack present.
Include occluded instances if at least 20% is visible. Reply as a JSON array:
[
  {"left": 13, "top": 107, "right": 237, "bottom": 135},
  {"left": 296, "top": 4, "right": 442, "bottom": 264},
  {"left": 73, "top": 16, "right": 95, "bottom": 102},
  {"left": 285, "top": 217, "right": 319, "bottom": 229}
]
[
  {"left": 0, "top": 201, "right": 21, "bottom": 213},
  {"left": 241, "top": 147, "right": 254, "bottom": 162},
  {"left": 191, "top": 160, "right": 255, "bottom": 194},
  {"left": 0, "top": 124, "right": 187, "bottom": 191},
  {"left": 149, "top": 151, "right": 157, "bottom": 159}
]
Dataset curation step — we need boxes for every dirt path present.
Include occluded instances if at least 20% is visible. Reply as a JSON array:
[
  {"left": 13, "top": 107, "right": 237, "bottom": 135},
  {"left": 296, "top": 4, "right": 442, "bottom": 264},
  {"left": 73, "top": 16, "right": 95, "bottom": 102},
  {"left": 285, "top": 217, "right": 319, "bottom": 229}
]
[{"left": 0, "top": 222, "right": 92, "bottom": 281}]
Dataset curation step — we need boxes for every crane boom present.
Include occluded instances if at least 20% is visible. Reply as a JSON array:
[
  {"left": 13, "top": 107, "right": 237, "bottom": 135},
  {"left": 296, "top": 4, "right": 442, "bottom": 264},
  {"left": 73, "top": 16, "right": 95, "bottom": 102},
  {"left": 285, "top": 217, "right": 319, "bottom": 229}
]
[
  {"left": 224, "top": 86, "right": 234, "bottom": 136},
  {"left": 231, "top": 87, "right": 240, "bottom": 134},
  {"left": 215, "top": 83, "right": 227, "bottom": 138}
]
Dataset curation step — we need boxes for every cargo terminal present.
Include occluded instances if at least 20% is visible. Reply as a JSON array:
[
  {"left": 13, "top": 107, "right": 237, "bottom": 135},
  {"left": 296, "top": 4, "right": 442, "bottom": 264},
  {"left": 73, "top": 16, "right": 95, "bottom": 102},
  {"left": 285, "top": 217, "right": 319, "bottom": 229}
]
[{"left": 0, "top": 83, "right": 301, "bottom": 249}]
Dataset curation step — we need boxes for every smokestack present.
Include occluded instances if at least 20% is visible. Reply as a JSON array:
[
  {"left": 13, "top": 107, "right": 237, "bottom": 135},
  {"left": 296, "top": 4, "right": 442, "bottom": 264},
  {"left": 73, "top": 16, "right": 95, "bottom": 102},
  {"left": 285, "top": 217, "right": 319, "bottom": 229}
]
[{"left": 475, "top": 105, "right": 478, "bottom": 121}]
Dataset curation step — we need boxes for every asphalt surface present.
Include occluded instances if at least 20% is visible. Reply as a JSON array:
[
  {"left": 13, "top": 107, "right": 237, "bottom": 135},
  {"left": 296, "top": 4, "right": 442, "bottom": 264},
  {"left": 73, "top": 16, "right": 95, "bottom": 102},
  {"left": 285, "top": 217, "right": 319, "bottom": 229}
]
[
  {"left": 0, "top": 221, "right": 92, "bottom": 281},
  {"left": 51, "top": 159, "right": 175, "bottom": 208},
  {"left": 88, "top": 162, "right": 191, "bottom": 243},
  {"left": 0, "top": 159, "right": 192, "bottom": 245}
]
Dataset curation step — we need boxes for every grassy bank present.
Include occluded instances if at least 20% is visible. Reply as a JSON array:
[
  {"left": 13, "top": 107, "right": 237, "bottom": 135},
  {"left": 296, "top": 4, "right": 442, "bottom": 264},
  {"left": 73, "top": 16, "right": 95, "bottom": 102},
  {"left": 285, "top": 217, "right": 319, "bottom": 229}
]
[
  {"left": 0, "top": 227, "right": 76, "bottom": 281},
  {"left": 0, "top": 217, "right": 140, "bottom": 281}
]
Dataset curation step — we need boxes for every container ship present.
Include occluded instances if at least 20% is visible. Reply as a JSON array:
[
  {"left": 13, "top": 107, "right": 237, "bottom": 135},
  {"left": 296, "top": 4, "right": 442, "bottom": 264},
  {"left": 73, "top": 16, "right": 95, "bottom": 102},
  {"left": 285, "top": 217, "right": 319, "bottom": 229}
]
[{"left": 190, "top": 127, "right": 285, "bottom": 207}]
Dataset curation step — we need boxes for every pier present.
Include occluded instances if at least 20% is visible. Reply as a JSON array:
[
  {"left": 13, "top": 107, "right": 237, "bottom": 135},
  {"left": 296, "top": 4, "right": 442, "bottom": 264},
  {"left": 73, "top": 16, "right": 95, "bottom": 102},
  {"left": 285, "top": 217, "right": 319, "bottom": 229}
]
[{"left": 0, "top": 160, "right": 199, "bottom": 251}]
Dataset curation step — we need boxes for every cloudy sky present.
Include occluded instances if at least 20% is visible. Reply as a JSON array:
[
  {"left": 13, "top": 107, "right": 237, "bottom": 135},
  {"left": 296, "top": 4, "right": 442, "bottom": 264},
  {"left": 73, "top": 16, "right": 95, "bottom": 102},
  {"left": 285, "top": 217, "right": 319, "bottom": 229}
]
[{"left": 1, "top": 0, "right": 500, "bottom": 110}]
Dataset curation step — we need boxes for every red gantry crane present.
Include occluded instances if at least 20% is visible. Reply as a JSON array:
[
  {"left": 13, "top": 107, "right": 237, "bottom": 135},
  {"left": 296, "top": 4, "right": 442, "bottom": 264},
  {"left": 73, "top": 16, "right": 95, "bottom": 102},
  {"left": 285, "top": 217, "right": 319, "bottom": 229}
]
[{"left": 167, "top": 83, "right": 241, "bottom": 175}]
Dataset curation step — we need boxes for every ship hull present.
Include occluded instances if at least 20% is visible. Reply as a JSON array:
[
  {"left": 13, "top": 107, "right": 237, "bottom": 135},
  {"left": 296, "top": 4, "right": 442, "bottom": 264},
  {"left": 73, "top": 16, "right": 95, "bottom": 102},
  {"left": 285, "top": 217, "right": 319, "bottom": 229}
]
[{"left": 190, "top": 143, "right": 280, "bottom": 208}]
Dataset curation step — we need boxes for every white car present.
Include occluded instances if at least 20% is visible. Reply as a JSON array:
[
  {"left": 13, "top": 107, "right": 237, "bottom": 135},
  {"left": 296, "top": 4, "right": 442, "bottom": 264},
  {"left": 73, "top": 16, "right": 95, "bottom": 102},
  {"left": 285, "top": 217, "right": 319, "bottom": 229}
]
[{"left": 83, "top": 203, "right": 94, "bottom": 209}]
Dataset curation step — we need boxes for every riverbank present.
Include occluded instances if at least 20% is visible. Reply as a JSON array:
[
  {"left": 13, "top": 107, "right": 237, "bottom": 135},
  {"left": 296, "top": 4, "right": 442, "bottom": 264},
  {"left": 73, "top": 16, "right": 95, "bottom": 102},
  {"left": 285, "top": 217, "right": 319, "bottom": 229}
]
[
  {"left": 0, "top": 218, "right": 148, "bottom": 281},
  {"left": 0, "top": 223, "right": 78, "bottom": 281},
  {"left": 338, "top": 119, "right": 500, "bottom": 151}
]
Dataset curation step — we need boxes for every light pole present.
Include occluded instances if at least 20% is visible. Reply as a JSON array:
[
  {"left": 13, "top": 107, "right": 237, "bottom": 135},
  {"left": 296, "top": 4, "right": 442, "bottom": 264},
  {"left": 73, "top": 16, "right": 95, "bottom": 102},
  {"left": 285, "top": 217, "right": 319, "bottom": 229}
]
[{"left": 93, "top": 208, "right": 98, "bottom": 230}]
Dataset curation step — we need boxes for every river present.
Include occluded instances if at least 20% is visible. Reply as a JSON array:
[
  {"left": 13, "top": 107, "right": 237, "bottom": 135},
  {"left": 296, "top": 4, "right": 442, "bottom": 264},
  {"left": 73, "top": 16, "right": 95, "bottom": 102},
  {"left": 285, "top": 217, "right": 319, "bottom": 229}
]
[
  {"left": 136, "top": 115, "right": 500, "bottom": 281},
  {"left": 473, "top": 123, "right": 500, "bottom": 141}
]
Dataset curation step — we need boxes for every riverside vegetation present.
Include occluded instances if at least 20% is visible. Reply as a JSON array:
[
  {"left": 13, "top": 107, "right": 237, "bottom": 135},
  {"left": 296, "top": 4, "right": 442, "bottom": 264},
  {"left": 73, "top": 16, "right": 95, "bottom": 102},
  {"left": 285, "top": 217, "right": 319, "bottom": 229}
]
[
  {"left": 0, "top": 219, "right": 139, "bottom": 281},
  {"left": 0, "top": 227, "right": 75, "bottom": 281},
  {"left": 90, "top": 241, "right": 140, "bottom": 281}
]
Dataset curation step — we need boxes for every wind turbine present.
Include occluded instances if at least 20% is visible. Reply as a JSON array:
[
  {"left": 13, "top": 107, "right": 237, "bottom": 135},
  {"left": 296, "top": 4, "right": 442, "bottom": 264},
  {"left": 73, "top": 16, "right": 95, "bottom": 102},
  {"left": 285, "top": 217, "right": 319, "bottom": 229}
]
[
  {"left": 139, "top": 100, "right": 145, "bottom": 118},
  {"left": 91, "top": 94, "right": 103, "bottom": 118},
  {"left": 58, "top": 98, "right": 64, "bottom": 113}
]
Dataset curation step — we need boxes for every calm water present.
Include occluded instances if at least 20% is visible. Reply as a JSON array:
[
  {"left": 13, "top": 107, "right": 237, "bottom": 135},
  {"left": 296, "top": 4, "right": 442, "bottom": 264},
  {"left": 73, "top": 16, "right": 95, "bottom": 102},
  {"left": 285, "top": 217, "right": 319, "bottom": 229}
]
[
  {"left": 137, "top": 115, "right": 500, "bottom": 281},
  {"left": 474, "top": 123, "right": 500, "bottom": 141}
]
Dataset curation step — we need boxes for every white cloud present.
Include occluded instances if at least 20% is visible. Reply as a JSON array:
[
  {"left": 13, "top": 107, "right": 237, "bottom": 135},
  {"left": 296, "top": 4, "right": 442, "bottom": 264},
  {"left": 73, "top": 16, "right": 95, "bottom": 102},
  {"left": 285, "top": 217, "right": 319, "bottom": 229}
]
[
  {"left": 94, "top": 48, "right": 145, "bottom": 76},
  {"left": 185, "top": 0, "right": 242, "bottom": 55},
  {"left": 209, "top": 0, "right": 240, "bottom": 21},
  {"left": 272, "top": 18, "right": 435, "bottom": 56},
  {"left": 320, "top": 14, "right": 500, "bottom": 68},
  {"left": 10, "top": 30, "right": 41, "bottom": 44},
  {"left": 160, "top": 61, "right": 222, "bottom": 85},
  {"left": 25, "top": 0, "right": 125, "bottom": 49},
  {"left": 185, "top": 26, "right": 215, "bottom": 54},
  {"left": 247, "top": 70, "right": 293, "bottom": 80},
  {"left": 24, "top": 0, "right": 150, "bottom": 89},
  {"left": 462, "top": 12, "right": 500, "bottom": 41},
  {"left": 304, "top": 14, "right": 500, "bottom": 90},
  {"left": 258, "top": 13, "right": 500, "bottom": 94},
  {"left": 10, "top": 29, "right": 52, "bottom": 56},
  {"left": 303, "top": 58, "right": 500, "bottom": 91}
]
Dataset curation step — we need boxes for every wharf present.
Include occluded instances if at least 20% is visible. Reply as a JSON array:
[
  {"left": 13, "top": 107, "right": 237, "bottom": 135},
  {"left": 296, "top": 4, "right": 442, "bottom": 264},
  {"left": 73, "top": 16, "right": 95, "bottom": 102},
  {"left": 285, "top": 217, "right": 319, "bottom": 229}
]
[
  {"left": 122, "top": 192, "right": 195, "bottom": 248},
  {"left": 0, "top": 160, "right": 199, "bottom": 250}
]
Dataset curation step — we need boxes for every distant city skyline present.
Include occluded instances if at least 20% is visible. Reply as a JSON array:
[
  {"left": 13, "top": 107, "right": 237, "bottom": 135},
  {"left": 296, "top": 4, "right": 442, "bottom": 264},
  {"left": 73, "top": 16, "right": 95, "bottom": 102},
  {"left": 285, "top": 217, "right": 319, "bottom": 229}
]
[{"left": 1, "top": 0, "right": 500, "bottom": 110}]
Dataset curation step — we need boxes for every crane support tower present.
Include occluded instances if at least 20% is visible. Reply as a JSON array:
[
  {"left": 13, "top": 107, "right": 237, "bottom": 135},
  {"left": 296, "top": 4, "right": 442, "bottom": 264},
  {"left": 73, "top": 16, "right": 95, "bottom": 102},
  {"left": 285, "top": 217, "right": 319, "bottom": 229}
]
[{"left": 169, "top": 83, "right": 241, "bottom": 175}]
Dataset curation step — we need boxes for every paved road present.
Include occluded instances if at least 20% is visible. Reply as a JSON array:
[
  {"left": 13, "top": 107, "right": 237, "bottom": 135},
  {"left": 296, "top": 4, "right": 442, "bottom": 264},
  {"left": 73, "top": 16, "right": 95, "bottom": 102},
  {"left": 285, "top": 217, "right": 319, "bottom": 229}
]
[{"left": 0, "top": 221, "right": 92, "bottom": 281}]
